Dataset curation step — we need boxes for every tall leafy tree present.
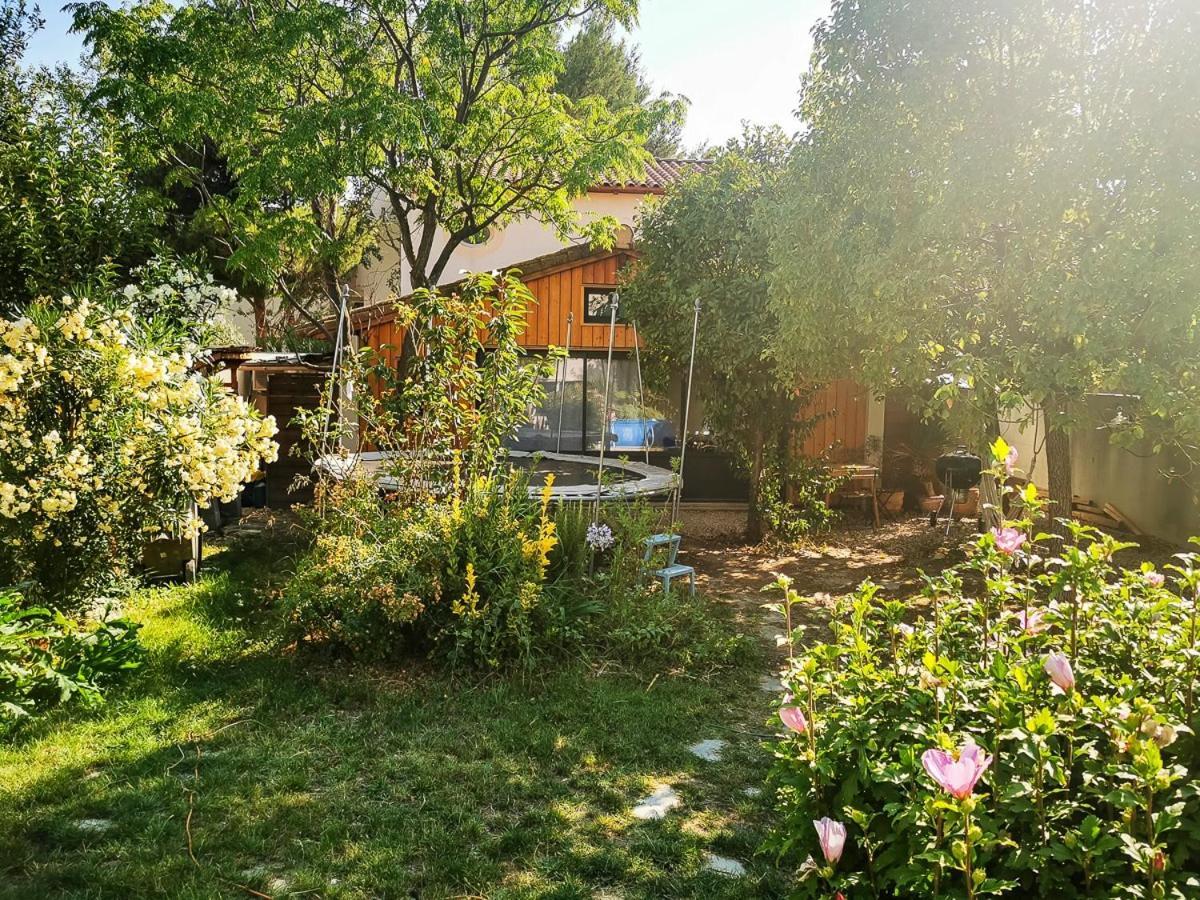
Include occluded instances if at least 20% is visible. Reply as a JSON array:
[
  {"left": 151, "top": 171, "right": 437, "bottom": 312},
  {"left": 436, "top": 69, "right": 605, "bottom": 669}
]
[
  {"left": 768, "top": 0, "right": 1200, "bottom": 529},
  {"left": 0, "top": 2, "right": 162, "bottom": 315},
  {"left": 556, "top": 16, "right": 687, "bottom": 156},
  {"left": 76, "top": 0, "right": 667, "bottom": 335},
  {"left": 622, "top": 127, "right": 814, "bottom": 539}
]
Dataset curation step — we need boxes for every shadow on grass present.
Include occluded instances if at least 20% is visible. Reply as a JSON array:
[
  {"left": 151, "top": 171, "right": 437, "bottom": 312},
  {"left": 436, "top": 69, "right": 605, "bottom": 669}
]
[{"left": 1, "top": 533, "right": 786, "bottom": 900}]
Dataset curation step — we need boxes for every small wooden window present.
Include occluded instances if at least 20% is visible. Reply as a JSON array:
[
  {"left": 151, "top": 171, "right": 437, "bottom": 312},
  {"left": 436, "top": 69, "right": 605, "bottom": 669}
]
[{"left": 583, "top": 287, "right": 619, "bottom": 324}]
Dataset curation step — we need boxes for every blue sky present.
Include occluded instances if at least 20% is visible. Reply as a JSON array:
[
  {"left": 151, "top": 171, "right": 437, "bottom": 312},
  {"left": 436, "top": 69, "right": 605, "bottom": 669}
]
[{"left": 22, "top": 0, "right": 832, "bottom": 149}]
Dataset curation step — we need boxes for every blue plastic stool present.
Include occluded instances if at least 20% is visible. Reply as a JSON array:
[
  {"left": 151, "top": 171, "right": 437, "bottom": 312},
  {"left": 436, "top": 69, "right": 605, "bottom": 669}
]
[{"left": 642, "top": 533, "right": 696, "bottom": 597}]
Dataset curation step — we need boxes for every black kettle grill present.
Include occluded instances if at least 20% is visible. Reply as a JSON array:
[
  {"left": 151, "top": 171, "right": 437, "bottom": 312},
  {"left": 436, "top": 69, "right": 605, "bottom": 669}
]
[{"left": 931, "top": 446, "right": 982, "bottom": 532}]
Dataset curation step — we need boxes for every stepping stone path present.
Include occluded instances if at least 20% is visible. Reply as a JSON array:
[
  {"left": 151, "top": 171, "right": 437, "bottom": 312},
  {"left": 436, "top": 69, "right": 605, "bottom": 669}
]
[
  {"left": 631, "top": 784, "right": 682, "bottom": 820},
  {"left": 703, "top": 852, "right": 747, "bottom": 878},
  {"left": 758, "top": 674, "right": 784, "bottom": 693},
  {"left": 687, "top": 738, "right": 727, "bottom": 762},
  {"left": 76, "top": 818, "right": 113, "bottom": 834}
]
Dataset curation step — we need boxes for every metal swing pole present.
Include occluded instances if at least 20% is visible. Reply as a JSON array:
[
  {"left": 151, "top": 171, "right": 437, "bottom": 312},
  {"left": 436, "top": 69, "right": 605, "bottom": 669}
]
[
  {"left": 594, "top": 295, "right": 620, "bottom": 522},
  {"left": 318, "top": 283, "right": 351, "bottom": 458},
  {"left": 555, "top": 312, "right": 574, "bottom": 454},
  {"left": 632, "top": 321, "right": 650, "bottom": 465},
  {"left": 671, "top": 299, "right": 702, "bottom": 527}
]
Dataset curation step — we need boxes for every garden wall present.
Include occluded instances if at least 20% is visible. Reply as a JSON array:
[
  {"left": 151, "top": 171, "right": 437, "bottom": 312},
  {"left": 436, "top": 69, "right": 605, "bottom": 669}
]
[{"left": 1001, "top": 395, "right": 1200, "bottom": 545}]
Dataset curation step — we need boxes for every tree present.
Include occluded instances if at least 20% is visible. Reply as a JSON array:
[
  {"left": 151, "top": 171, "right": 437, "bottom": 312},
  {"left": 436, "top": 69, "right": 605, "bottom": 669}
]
[
  {"left": 76, "top": 0, "right": 669, "bottom": 335},
  {"left": 0, "top": 5, "right": 163, "bottom": 315},
  {"left": 767, "top": 0, "right": 1200, "bottom": 531},
  {"left": 622, "top": 127, "right": 821, "bottom": 540},
  {"left": 556, "top": 16, "right": 687, "bottom": 157}
]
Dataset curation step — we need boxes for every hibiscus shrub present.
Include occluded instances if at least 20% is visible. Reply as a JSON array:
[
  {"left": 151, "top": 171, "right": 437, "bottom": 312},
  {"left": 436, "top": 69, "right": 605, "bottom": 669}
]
[
  {"left": 0, "top": 271, "right": 277, "bottom": 605},
  {"left": 766, "top": 494, "right": 1200, "bottom": 897}
]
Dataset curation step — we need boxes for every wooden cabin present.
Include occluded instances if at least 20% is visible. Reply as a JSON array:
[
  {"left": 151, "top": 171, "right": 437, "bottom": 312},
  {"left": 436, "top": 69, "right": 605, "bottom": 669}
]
[{"left": 344, "top": 239, "right": 875, "bottom": 464}]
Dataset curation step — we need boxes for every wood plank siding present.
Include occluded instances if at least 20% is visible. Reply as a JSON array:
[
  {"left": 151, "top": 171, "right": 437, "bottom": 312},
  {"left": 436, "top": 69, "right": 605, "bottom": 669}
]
[
  {"left": 353, "top": 248, "right": 639, "bottom": 356},
  {"left": 349, "top": 245, "right": 870, "bottom": 465},
  {"left": 796, "top": 379, "right": 871, "bottom": 463}
]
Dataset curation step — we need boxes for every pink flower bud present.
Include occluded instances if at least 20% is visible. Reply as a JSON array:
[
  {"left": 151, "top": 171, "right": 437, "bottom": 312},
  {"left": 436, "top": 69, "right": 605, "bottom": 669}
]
[
  {"left": 780, "top": 705, "right": 808, "bottom": 735},
  {"left": 1144, "top": 571, "right": 1165, "bottom": 589},
  {"left": 1044, "top": 651, "right": 1075, "bottom": 693},
  {"left": 1005, "top": 445, "right": 1019, "bottom": 474},
  {"left": 1017, "top": 608, "right": 1047, "bottom": 635},
  {"left": 813, "top": 817, "right": 847, "bottom": 865}
]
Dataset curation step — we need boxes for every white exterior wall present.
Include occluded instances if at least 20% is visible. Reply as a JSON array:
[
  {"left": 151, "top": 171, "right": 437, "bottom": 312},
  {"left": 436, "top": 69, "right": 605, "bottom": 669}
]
[
  {"left": 1000, "top": 400, "right": 1200, "bottom": 545},
  {"left": 354, "top": 191, "right": 650, "bottom": 307}
]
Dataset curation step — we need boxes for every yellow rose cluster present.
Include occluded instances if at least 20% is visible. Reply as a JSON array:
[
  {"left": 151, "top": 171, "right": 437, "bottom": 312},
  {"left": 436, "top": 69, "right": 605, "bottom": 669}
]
[{"left": 0, "top": 289, "right": 277, "bottom": 599}]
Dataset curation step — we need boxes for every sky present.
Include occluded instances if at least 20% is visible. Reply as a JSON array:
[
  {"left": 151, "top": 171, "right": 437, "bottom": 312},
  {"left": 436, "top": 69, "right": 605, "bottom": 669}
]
[{"left": 21, "top": 0, "right": 832, "bottom": 150}]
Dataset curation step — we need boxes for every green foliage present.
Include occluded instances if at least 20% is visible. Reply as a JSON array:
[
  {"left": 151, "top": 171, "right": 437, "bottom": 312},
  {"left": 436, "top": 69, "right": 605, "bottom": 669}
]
[
  {"left": 77, "top": 0, "right": 665, "bottom": 330},
  {"left": 0, "top": 63, "right": 162, "bottom": 316},
  {"left": 622, "top": 127, "right": 830, "bottom": 539},
  {"left": 301, "top": 272, "right": 556, "bottom": 497},
  {"left": 284, "top": 470, "right": 557, "bottom": 668},
  {"left": 758, "top": 459, "right": 842, "bottom": 545},
  {"left": 766, "top": 521, "right": 1200, "bottom": 898},
  {"left": 768, "top": 0, "right": 1200, "bottom": 513},
  {"left": 556, "top": 15, "right": 688, "bottom": 156},
  {"left": 0, "top": 588, "right": 142, "bottom": 730}
]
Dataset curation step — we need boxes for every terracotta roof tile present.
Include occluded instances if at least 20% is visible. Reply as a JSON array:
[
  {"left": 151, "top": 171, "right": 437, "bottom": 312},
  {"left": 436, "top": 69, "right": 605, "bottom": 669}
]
[{"left": 593, "top": 157, "right": 708, "bottom": 193}]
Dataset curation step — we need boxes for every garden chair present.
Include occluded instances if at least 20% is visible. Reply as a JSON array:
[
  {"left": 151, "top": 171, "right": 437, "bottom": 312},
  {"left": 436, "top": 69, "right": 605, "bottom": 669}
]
[{"left": 642, "top": 533, "right": 696, "bottom": 597}]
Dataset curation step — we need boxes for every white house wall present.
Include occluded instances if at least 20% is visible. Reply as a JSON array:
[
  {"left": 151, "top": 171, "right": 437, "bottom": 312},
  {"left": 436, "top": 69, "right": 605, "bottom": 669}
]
[{"left": 354, "top": 192, "right": 650, "bottom": 307}]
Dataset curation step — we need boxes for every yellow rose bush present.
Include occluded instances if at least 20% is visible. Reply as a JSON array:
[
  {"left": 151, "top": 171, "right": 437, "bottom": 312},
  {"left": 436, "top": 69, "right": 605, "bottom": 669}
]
[{"left": 0, "top": 289, "right": 277, "bottom": 604}]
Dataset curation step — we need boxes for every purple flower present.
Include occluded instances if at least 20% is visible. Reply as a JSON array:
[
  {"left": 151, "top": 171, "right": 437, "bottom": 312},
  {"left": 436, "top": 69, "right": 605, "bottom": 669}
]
[
  {"left": 813, "top": 817, "right": 847, "bottom": 865},
  {"left": 1144, "top": 571, "right": 1166, "bottom": 589},
  {"left": 922, "top": 740, "right": 992, "bottom": 800},
  {"left": 992, "top": 527, "right": 1026, "bottom": 556}
]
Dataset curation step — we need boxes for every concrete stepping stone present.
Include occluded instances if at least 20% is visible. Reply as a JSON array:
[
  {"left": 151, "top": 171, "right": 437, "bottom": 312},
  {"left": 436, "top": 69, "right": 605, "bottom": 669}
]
[
  {"left": 688, "top": 738, "right": 727, "bottom": 761},
  {"left": 75, "top": 818, "right": 113, "bottom": 834},
  {"left": 758, "top": 675, "right": 784, "bottom": 693},
  {"left": 703, "top": 852, "right": 747, "bottom": 877},
  {"left": 632, "top": 784, "right": 682, "bottom": 820}
]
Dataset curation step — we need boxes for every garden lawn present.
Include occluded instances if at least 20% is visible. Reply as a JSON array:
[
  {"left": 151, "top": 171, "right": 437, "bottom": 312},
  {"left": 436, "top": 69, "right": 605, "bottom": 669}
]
[{"left": 0, "top": 533, "right": 783, "bottom": 899}]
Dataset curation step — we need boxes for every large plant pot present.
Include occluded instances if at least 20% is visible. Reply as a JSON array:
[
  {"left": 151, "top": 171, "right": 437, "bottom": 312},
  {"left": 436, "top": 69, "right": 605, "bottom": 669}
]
[
  {"left": 953, "top": 487, "right": 980, "bottom": 518},
  {"left": 919, "top": 495, "right": 944, "bottom": 514}
]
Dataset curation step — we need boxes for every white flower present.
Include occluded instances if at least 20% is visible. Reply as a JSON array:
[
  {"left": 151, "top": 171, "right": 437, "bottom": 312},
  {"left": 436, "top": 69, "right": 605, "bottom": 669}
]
[{"left": 586, "top": 522, "right": 615, "bottom": 551}]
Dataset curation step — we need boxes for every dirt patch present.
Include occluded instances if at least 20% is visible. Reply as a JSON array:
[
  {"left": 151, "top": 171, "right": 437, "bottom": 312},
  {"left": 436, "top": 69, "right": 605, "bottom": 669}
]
[{"left": 678, "top": 515, "right": 1187, "bottom": 661}]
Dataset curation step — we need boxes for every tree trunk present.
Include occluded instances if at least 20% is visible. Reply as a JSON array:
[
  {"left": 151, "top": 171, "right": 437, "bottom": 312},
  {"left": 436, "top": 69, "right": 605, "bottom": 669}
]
[
  {"left": 978, "top": 406, "right": 1003, "bottom": 530},
  {"left": 746, "top": 431, "right": 766, "bottom": 543},
  {"left": 1045, "top": 422, "right": 1073, "bottom": 538}
]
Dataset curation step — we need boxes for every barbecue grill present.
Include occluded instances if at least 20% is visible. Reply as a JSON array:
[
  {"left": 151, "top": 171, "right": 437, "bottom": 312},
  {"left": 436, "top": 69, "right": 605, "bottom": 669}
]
[{"left": 931, "top": 446, "right": 982, "bottom": 532}]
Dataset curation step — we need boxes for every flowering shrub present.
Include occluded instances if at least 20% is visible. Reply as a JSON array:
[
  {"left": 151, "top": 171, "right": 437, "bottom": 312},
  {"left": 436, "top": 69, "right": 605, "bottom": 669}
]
[
  {"left": 0, "top": 286, "right": 277, "bottom": 603},
  {"left": 766, "top": 447, "right": 1200, "bottom": 898},
  {"left": 284, "top": 470, "right": 560, "bottom": 668}
]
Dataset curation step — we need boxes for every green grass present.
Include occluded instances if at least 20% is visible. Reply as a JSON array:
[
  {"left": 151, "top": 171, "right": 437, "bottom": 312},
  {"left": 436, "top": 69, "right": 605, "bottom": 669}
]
[{"left": 0, "top": 536, "right": 784, "bottom": 899}]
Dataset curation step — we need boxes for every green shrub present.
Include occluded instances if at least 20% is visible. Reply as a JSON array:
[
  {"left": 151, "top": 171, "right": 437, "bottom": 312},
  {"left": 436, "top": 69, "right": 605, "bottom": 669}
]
[
  {"left": 1, "top": 588, "right": 142, "bottom": 729},
  {"left": 765, "top": 522, "right": 1200, "bottom": 899},
  {"left": 287, "top": 273, "right": 750, "bottom": 672},
  {"left": 759, "top": 458, "right": 842, "bottom": 544},
  {"left": 284, "top": 471, "right": 559, "bottom": 668}
]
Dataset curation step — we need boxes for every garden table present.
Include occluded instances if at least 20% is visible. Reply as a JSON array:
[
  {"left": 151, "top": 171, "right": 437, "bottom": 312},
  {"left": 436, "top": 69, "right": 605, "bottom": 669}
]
[{"left": 826, "top": 464, "right": 881, "bottom": 529}]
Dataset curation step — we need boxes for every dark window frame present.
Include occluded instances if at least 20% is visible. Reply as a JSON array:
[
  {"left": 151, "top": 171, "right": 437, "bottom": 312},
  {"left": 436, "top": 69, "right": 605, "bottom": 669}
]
[{"left": 582, "top": 285, "right": 620, "bottom": 324}]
